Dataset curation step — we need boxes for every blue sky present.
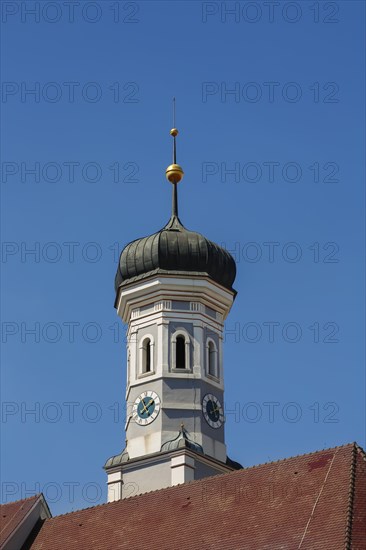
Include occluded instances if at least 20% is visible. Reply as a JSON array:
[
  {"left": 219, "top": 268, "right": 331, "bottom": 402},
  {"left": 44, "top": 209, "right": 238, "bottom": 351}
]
[{"left": 1, "top": 1, "right": 365, "bottom": 515}]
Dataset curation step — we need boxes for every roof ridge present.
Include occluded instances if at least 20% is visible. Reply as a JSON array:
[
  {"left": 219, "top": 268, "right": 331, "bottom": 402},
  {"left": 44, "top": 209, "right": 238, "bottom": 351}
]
[
  {"left": 0, "top": 494, "right": 41, "bottom": 507},
  {"left": 354, "top": 442, "right": 366, "bottom": 460},
  {"left": 297, "top": 447, "right": 340, "bottom": 548},
  {"left": 344, "top": 442, "right": 358, "bottom": 549},
  {"left": 0, "top": 493, "right": 43, "bottom": 546},
  {"left": 48, "top": 442, "right": 360, "bottom": 519}
]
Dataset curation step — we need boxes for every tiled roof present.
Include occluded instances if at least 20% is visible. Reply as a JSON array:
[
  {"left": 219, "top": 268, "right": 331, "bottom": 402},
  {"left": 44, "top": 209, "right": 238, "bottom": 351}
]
[
  {"left": 24, "top": 443, "right": 366, "bottom": 550},
  {"left": 0, "top": 495, "right": 41, "bottom": 547}
]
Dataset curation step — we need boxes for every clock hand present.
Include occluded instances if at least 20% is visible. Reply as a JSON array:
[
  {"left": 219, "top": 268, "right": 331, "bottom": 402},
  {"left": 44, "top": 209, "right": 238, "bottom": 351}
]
[
  {"left": 140, "top": 401, "right": 149, "bottom": 414},
  {"left": 140, "top": 398, "right": 155, "bottom": 417},
  {"left": 145, "top": 399, "right": 155, "bottom": 414}
]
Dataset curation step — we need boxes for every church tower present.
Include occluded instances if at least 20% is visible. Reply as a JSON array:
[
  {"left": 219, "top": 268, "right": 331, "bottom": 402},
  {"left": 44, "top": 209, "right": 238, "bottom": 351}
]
[{"left": 104, "top": 114, "right": 241, "bottom": 501}]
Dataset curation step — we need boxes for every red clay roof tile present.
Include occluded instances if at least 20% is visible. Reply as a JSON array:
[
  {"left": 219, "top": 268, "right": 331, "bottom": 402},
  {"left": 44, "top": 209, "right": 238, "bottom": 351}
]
[
  {"left": 0, "top": 495, "right": 41, "bottom": 547},
  {"left": 20, "top": 443, "right": 366, "bottom": 550}
]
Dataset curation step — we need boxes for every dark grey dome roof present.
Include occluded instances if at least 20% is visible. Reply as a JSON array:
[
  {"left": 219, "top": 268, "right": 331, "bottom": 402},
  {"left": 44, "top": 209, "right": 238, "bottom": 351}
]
[
  {"left": 115, "top": 214, "right": 236, "bottom": 295},
  {"left": 160, "top": 426, "right": 203, "bottom": 454}
]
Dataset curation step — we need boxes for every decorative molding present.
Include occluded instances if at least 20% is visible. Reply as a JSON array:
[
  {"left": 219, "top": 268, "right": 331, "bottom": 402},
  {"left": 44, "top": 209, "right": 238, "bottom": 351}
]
[
  {"left": 154, "top": 300, "right": 172, "bottom": 311},
  {"left": 117, "top": 275, "right": 235, "bottom": 323},
  {"left": 131, "top": 308, "right": 140, "bottom": 319}
]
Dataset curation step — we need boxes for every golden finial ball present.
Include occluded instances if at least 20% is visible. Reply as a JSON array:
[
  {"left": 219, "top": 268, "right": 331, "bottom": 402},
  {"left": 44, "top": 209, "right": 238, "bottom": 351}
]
[
  {"left": 170, "top": 128, "right": 179, "bottom": 137},
  {"left": 166, "top": 163, "right": 184, "bottom": 184}
]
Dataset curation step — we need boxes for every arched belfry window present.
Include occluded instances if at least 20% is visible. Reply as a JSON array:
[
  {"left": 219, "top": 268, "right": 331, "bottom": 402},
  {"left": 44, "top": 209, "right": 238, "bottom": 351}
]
[
  {"left": 207, "top": 338, "right": 218, "bottom": 378},
  {"left": 139, "top": 336, "right": 154, "bottom": 375},
  {"left": 145, "top": 339, "right": 151, "bottom": 372},
  {"left": 171, "top": 331, "right": 191, "bottom": 371},
  {"left": 176, "top": 336, "right": 185, "bottom": 369}
]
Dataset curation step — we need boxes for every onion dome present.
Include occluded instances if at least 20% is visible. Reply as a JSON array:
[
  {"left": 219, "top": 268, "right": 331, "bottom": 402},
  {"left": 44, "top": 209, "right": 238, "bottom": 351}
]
[
  {"left": 115, "top": 213, "right": 236, "bottom": 294},
  {"left": 114, "top": 107, "right": 236, "bottom": 301}
]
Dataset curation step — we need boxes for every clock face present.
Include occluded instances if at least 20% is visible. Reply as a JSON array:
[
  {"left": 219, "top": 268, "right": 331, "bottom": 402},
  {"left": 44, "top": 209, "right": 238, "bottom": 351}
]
[
  {"left": 202, "top": 393, "right": 224, "bottom": 429},
  {"left": 132, "top": 391, "right": 161, "bottom": 426}
]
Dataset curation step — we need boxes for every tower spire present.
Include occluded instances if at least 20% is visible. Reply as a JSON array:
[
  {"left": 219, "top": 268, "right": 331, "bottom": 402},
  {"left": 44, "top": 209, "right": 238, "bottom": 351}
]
[
  {"left": 172, "top": 97, "right": 177, "bottom": 164},
  {"left": 165, "top": 98, "right": 184, "bottom": 219}
]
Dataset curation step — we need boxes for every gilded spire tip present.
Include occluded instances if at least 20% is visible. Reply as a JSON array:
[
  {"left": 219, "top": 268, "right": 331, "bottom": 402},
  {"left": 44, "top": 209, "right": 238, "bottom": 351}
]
[
  {"left": 165, "top": 99, "right": 184, "bottom": 220},
  {"left": 165, "top": 98, "right": 184, "bottom": 185}
]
